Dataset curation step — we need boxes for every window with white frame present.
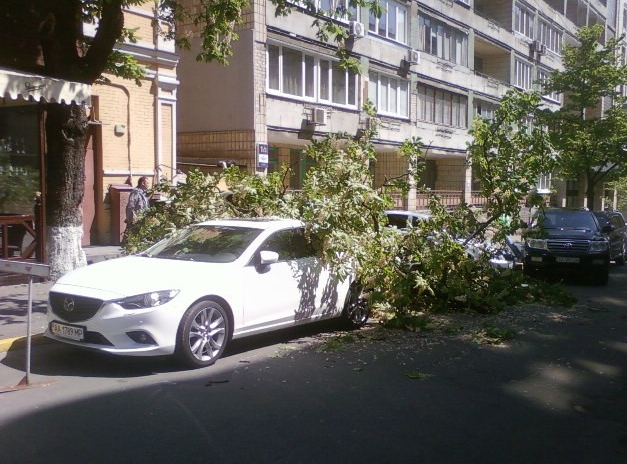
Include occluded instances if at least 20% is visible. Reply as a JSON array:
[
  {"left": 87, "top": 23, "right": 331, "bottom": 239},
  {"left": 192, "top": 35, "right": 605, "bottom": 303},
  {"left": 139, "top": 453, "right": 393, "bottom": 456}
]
[
  {"left": 514, "top": 59, "right": 533, "bottom": 90},
  {"left": 319, "top": 0, "right": 358, "bottom": 21},
  {"left": 417, "top": 84, "right": 468, "bottom": 128},
  {"left": 368, "top": 0, "right": 407, "bottom": 43},
  {"left": 538, "top": 19, "right": 562, "bottom": 54},
  {"left": 417, "top": 13, "right": 468, "bottom": 66},
  {"left": 537, "top": 69, "right": 560, "bottom": 103},
  {"left": 368, "top": 72, "right": 409, "bottom": 117},
  {"left": 514, "top": 4, "right": 534, "bottom": 39},
  {"left": 473, "top": 99, "right": 497, "bottom": 122},
  {"left": 267, "top": 43, "right": 358, "bottom": 107},
  {"left": 288, "top": 0, "right": 358, "bottom": 21},
  {"left": 536, "top": 172, "right": 552, "bottom": 194}
]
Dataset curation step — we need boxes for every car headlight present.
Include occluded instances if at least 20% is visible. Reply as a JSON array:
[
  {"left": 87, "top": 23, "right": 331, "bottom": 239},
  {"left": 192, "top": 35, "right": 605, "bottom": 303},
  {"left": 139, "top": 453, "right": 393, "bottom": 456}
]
[
  {"left": 527, "top": 238, "right": 548, "bottom": 250},
  {"left": 589, "top": 240, "right": 608, "bottom": 252},
  {"left": 115, "top": 290, "right": 180, "bottom": 309}
]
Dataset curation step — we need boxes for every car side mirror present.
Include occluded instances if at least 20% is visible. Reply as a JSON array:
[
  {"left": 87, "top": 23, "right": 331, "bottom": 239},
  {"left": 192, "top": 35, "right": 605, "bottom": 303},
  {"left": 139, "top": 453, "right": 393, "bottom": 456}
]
[
  {"left": 602, "top": 224, "right": 613, "bottom": 234},
  {"left": 259, "top": 250, "right": 279, "bottom": 266}
]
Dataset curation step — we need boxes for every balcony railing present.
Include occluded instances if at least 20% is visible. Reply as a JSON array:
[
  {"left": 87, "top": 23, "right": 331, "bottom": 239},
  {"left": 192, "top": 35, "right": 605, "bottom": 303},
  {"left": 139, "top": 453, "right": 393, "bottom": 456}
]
[{"left": 390, "top": 190, "right": 489, "bottom": 210}]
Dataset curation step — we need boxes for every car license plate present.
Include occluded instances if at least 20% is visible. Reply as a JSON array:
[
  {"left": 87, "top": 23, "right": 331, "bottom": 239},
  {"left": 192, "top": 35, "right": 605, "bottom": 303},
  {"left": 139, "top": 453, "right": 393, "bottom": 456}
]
[
  {"left": 50, "top": 321, "right": 85, "bottom": 341},
  {"left": 556, "top": 257, "right": 580, "bottom": 263}
]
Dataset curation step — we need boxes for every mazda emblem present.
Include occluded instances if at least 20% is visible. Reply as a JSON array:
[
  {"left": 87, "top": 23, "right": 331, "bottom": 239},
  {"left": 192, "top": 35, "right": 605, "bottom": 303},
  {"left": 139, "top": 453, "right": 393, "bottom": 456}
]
[{"left": 63, "top": 297, "right": 75, "bottom": 312}]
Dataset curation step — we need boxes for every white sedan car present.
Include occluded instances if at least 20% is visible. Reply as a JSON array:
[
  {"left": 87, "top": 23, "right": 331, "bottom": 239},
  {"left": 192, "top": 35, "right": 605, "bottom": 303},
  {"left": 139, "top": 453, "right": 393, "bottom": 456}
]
[{"left": 46, "top": 218, "right": 368, "bottom": 367}]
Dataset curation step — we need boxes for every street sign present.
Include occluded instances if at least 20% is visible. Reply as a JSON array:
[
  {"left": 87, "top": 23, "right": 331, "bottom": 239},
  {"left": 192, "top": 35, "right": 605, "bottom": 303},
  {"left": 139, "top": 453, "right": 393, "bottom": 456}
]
[
  {"left": 0, "top": 259, "right": 50, "bottom": 277},
  {"left": 257, "top": 143, "right": 269, "bottom": 168},
  {"left": 0, "top": 259, "right": 50, "bottom": 389}
]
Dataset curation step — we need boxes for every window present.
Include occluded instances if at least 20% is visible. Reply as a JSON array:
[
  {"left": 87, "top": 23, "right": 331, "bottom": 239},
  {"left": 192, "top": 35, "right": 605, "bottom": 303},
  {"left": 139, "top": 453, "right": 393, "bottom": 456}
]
[
  {"left": 0, "top": 105, "right": 41, "bottom": 215},
  {"left": 473, "top": 99, "right": 497, "bottom": 122},
  {"left": 267, "top": 43, "right": 358, "bottom": 107},
  {"left": 536, "top": 173, "right": 552, "bottom": 194},
  {"left": 537, "top": 69, "right": 560, "bottom": 103},
  {"left": 538, "top": 19, "right": 562, "bottom": 54},
  {"left": 319, "top": 0, "right": 358, "bottom": 21},
  {"left": 417, "top": 13, "right": 468, "bottom": 66},
  {"left": 290, "top": 0, "right": 358, "bottom": 21},
  {"left": 417, "top": 84, "right": 468, "bottom": 128},
  {"left": 368, "top": 0, "right": 407, "bottom": 43},
  {"left": 260, "top": 228, "right": 316, "bottom": 261},
  {"left": 368, "top": 72, "right": 409, "bottom": 117},
  {"left": 514, "top": 59, "right": 533, "bottom": 90},
  {"left": 514, "top": 4, "right": 534, "bottom": 39}
]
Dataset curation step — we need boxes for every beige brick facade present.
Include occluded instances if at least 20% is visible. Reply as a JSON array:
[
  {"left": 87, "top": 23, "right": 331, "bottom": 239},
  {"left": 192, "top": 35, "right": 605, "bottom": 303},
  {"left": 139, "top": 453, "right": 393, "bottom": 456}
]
[{"left": 86, "top": 3, "right": 179, "bottom": 245}]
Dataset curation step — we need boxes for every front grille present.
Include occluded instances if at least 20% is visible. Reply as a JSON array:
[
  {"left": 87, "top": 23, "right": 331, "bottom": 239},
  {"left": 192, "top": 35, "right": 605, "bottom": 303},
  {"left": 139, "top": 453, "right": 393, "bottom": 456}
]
[
  {"left": 49, "top": 292, "right": 104, "bottom": 323},
  {"left": 547, "top": 239, "right": 589, "bottom": 255}
]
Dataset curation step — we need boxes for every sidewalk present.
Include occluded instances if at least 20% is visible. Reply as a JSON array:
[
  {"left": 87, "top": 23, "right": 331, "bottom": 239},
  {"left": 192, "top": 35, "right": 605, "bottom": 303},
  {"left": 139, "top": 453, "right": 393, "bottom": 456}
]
[{"left": 0, "top": 246, "right": 123, "bottom": 352}]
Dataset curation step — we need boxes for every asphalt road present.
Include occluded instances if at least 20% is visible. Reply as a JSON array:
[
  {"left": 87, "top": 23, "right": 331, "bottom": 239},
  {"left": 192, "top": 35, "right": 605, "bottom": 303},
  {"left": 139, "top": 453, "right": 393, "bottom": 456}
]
[{"left": 0, "top": 267, "right": 626, "bottom": 464}]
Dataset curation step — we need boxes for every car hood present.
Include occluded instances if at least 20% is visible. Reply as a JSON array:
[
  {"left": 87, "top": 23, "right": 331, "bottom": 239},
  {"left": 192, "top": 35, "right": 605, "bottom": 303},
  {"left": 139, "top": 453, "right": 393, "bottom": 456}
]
[
  {"left": 52, "top": 256, "right": 236, "bottom": 299},
  {"left": 541, "top": 228, "right": 604, "bottom": 240}
]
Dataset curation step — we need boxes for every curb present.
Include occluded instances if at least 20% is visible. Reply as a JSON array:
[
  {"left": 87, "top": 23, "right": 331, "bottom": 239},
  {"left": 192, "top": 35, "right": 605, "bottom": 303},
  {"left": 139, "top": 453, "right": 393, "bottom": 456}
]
[{"left": 0, "top": 333, "right": 50, "bottom": 354}]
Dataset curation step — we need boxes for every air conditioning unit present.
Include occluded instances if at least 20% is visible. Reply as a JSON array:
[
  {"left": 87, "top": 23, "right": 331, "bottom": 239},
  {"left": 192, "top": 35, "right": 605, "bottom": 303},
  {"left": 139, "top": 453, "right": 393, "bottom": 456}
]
[
  {"left": 311, "top": 107, "right": 327, "bottom": 125},
  {"left": 349, "top": 21, "right": 365, "bottom": 38},
  {"left": 407, "top": 49, "right": 420, "bottom": 65},
  {"left": 537, "top": 43, "right": 547, "bottom": 55}
]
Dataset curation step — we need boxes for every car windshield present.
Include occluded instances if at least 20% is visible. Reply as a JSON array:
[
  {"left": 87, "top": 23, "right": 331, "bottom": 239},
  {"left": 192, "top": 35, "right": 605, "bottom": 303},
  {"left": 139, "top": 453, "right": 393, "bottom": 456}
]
[
  {"left": 386, "top": 212, "right": 430, "bottom": 229},
  {"left": 143, "top": 225, "right": 263, "bottom": 263},
  {"left": 533, "top": 211, "right": 597, "bottom": 230},
  {"left": 593, "top": 212, "right": 610, "bottom": 227}
]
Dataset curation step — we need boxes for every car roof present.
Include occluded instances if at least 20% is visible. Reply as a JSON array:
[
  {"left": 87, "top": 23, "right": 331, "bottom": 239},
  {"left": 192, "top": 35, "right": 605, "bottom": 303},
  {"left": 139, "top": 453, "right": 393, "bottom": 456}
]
[
  {"left": 536, "top": 208, "right": 593, "bottom": 216},
  {"left": 196, "top": 217, "right": 303, "bottom": 231},
  {"left": 385, "top": 210, "right": 432, "bottom": 219}
]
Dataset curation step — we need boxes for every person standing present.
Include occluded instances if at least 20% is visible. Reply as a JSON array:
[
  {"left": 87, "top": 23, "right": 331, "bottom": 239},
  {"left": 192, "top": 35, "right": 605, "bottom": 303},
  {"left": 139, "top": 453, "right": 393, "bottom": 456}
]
[{"left": 125, "top": 176, "right": 150, "bottom": 227}]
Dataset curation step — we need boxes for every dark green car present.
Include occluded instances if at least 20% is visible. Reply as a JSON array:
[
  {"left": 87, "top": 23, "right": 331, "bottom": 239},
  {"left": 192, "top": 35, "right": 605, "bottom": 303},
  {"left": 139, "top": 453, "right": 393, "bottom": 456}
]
[{"left": 523, "top": 208, "right": 612, "bottom": 285}]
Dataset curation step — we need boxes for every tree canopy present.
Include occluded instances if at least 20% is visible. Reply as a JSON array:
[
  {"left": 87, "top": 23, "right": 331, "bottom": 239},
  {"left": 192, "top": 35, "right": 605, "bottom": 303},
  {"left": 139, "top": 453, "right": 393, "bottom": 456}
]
[{"left": 542, "top": 25, "right": 627, "bottom": 208}]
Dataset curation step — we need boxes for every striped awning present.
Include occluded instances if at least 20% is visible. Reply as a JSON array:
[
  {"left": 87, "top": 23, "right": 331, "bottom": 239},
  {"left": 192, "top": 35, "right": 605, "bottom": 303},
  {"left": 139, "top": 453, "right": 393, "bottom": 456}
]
[{"left": 0, "top": 67, "right": 91, "bottom": 106}]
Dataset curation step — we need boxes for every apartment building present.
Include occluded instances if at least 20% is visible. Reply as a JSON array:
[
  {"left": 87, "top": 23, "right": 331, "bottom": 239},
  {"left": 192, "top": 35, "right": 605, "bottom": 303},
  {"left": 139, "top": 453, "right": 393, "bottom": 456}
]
[{"left": 177, "top": 0, "right": 621, "bottom": 210}]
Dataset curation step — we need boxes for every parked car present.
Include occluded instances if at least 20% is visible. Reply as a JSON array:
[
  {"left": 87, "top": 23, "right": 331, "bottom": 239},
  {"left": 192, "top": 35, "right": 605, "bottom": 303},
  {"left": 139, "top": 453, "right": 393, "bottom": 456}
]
[
  {"left": 46, "top": 218, "right": 368, "bottom": 368},
  {"left": 384, "top": 210, "right": 520, "bottom": 269},
  {"left": 384, "top": 210, "right": 432, "bottom": 229},
  {"left": 523, "top": 208, "right": 611, "bottom": 284},
  {"left": 593, "top": 210, "right": 627, "bottom": 265}
]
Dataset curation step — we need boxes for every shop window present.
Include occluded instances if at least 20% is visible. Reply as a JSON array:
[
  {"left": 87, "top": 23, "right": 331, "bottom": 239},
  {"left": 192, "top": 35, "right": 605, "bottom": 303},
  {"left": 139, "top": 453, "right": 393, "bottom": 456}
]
[{"left": 0, "top": 105, "right": 40, "bottom": 214}]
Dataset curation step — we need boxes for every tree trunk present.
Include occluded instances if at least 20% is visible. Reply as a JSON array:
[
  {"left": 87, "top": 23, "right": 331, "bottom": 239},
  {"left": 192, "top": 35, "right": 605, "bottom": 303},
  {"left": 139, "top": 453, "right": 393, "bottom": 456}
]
[
  {"left": 586, "top": 171, "right": 596, "bottom": 210},
  {"left": 45, "top": 103, "right": 88, "bottom": 280}
]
